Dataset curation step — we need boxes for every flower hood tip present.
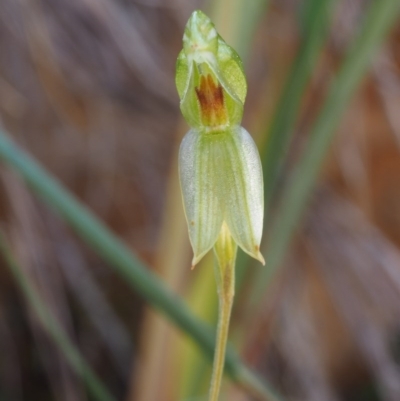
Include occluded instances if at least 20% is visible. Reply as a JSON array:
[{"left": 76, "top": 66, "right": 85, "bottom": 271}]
[{"left": 255, "top": 250, "right": 265, "bottom": 266}]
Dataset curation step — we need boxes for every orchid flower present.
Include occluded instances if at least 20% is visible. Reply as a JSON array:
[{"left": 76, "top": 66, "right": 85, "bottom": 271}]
[{"left": 176, "top": 10, "right": 265, "bottom": 269}]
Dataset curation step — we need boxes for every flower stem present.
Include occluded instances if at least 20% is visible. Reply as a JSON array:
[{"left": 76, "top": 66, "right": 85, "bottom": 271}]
[
  {"left": 209, "top": 289, "right": 233, "bottom": 401},
  {"left": 209, "top": 223, "right": 237, "bottom": 401}
]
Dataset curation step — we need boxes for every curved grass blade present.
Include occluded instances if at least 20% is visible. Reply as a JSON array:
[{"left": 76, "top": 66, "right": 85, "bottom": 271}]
[
  {"left": 0, "top": 129, "right": 284, "bottom": 401},
  {"left": 249, "top": 0, "right": 400, "bottom": 310},
  {"left": 235, "top": 0, "right": 334, "bottom": 290},
  {"left": 0, "top": 232, "right": 117, "bottom": 401},
  {"left": 261, "top": 0, "right": 334, "bottom": 212}
]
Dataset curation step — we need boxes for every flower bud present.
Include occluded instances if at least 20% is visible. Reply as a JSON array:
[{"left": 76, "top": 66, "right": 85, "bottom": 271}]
[{"left": 176, "top": 10, "right": 247, "bottom": 130}]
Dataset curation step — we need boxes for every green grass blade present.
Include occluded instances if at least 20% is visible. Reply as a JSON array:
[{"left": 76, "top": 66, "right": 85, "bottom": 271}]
[
  {"left": 0, "top": 232, "right": 117, "bottom": 401},
  {"left": 235, "top": 0, "right": 334, "bottom": 289},
  {"left": 261, "top": 0, "right": 334, "bottom": 211},
  {"left": 0, "top": 129, "right": 283, "bottom": 401},
  {"left": 250, "top": 0, "right": 400, "bottom": 308}
]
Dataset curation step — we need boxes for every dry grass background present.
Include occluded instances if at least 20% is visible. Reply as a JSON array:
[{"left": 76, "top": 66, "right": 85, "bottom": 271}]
[{"left": 0, "top": 0, "right": 400, "bottom": 400}]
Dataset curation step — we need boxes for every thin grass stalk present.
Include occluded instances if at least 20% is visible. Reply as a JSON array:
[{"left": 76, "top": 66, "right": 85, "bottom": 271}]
[
  {"left": 0, "top": 232, "right": 116, "bottom": 401},
  {"left": 249, "top": 0, "right": 400, "bottom": 310},
  {"left": 178, "top": 254, "right": 217, "bottom": 399},
  {"left": 130, "top": 121, "right": 190, "bottom": 401},
  {"left": 0, "top": 129, "right": 283, "bottom": 401},
  {"left": 260, "top": 0, "right": 334, "bottom": 213},
  {"left": 234, "top": 0, "right": 334, "bottom": 290}
]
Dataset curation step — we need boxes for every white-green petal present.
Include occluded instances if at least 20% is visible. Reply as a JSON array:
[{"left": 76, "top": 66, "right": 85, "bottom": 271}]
[
  {"left": 179, "top": 129, "right": 224, "bottom": 266},
  {"left": 220, "top": 127, "right": 264, "bottom": 264},
  {"left": 179, "top": 127, "right": 264, "bottom": 267}
]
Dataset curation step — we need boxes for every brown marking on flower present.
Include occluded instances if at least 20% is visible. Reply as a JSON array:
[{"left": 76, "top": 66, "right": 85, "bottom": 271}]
[{"left": 195, "top": 74, "right": 228, "bottom": 127}]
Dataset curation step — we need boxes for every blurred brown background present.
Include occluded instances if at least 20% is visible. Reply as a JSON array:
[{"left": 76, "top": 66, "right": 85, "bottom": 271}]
[{"left": 0, "top": 0, "right": 400, "bottom": 400}]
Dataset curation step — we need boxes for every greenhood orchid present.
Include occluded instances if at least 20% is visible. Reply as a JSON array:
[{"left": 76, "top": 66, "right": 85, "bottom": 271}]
[{"left": 176, "top": 10, "right": 265, "bottom": 268}]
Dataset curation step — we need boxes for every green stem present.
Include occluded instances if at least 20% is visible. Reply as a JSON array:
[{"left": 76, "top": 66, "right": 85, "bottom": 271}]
[
  {"left": 0, "top": 232, "right": 116, "bottom": 401},
  {"left": 210, "top": 223, "right": 237, "bottom": 401},
  {"left": 209, "top": 292, "right": 234, "bottom": 401}
]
